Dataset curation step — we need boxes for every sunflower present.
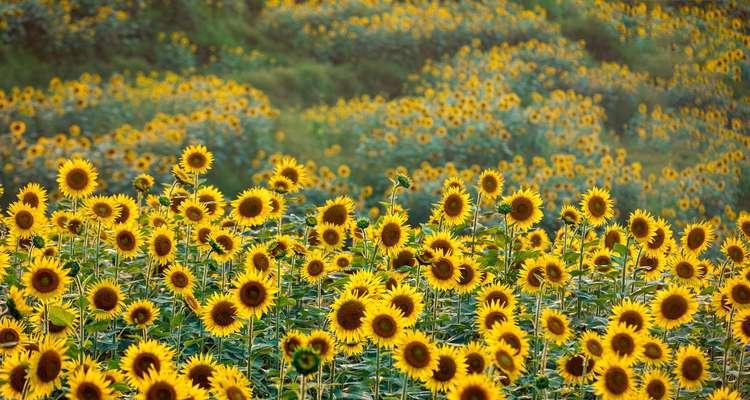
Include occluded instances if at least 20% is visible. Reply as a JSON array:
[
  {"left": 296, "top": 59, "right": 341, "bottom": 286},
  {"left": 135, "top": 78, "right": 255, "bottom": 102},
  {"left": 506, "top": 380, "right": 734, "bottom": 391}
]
[
  {"left": 23, "top": 257, "right": 70, "bottom": 301},
  {"left": 87, "top": 279, "right": 125, "bottom": 320},
  {"left": 602, "top": 224, "right": 625, "bottom": 250},
  {"left": 461, "top": 342, "right": 490, "bottom": 375},
  {"left": 133, "top": 174, "right": 155, "bottom": 193},
  {"left": 209, "top": 229, "right": 241, "bottom": 263},
  {"left": 486, "top": 321, "right": 530, "bottom": 358},
  {"left": 708, "top": 387, "right": 742, "bottom": 400},
  {"left": 231, "top": 187, "right": 272, "bottom": 227},
  {"left": 541, "top": 308, "right": 571, "bottom": 345},
  {"left": 502, "top": 188, "right": 543, "bottom": 231},
  {"left": 674, "top": 345, "right": 708, "bottom": 390},
  {"left": 732, "top": 308, "right": 750, "bottom": 344},
  {"left": 6, "top": 201, "right": 44, "bottom": 238},
  {"left": 345, "top": 270, "right": 385, "bottom": 299},
  {"left": 10, "top": 286, "right": 34, "bottom": 318},
  {"left": 149, "top": 225, "right": 176, "bottom": 265},
  {"left": 385, "top": 284, "right": 424, "bottom": 327},
  {"left": 306, "top": 330, "right": 336, "bottom": 363},
  {"left": 67, "top": 368, "right": 115, "bottom": 400},
  {"left": 580, "top": 187, "right": 614, "bottom": 226},
  {"left": 610, "top": 299, "right": 652, "bottom": 334},
  {"left": 723, "top": 277, "right": 750, "bottom": 309},
  {"left": 268, "top": 174, "right": 294, "bottom": 194},
  {"left": 339, "top": 340, "right": 365, "bottom": 357},
  {"left": 301, "top": 249, "right": 329, "bottom": 283},
  {"left": 638, "top": 369, "right": 673, "bottom": 400},
  {"left": 446, "top": 373, "right": 502, "bottom": 400},
  {"left": 738, "top": 213, "right": 750, "bottom": 240},
  {"left": 243, "top": 243, "right": 273, "bottom": 275},
  {"left": 421, "top": 230, "right": 462, "bottom": 260},
  {"left": 523, "top": 228, "right": 551, "bottom": 251},
  {"left": 541, "top": 254, "right": 569, "bottom": 287},
  {"left": 668, "top": 252, "right": 701, "bottom": 287},
  {"left": 641, "top": 336, "right": 671, "bottom": 366},
  {"left": 558, "top": 353, "right": 595, "bottom": 384},
  {"left": 163, "top": 264, "right": 195, "bottom": 296},
  {"left": 29, "top": 337, "right": 69, "bottom": 396},
  {"left": 273, "top": 156, "right": 310, "bottom": 192},
  {"left": 231, "top": 271, "right": 277, "bottom": 319},
  {"left": 196, "top": 186, "right": 225, "bottom": 221},
  {"left": 477, "top": 169, "right": 504, "bottom": 199},
  {"left": 425, "top": 251, "right": 459, "bottom": 291},
  {"left": 328, "top": 292, "right": 369, "bottom": 342},
  {"left": 317, "top": 196, "right": 354, "bottom": 227},
  {"left": 110, "top": 223, "right": 143, "bottom": 259},
  {"left": 651, "top": 286, "right": 697, "bottom": 329},
  {"left": 476, "top": 283, "right": 516, "bottom": 309},
  {"left": 438, "top": 186, "right": 472, "bottom": 227},
  {"left": 425, "top": 345, "right": 466, "bottom": 393},
  {"left": 201, "top": 293, "right": 243, "bottom": 337},
  {"left": 722, "top": 236, "right": 747, "bottom": 265},
  {"left": 179, "top": 199, "right": 209, "bottom": 225},
  {"left": 17, "top": 182, "right": 47, "bottom": 210},
  {"left": 181, "top": 353, "right": 216, "bottom": 390},
  {"left": 318, "top": 222, "right": 345, "bottom": 251},
  {"left": 455, "top": 255, "right": 481, "bottom": 294},
  {"left": 268, "top": 191, "right": 286, "bottom": 220},
  {"left": 639, "top": 253, "right": 666, "bottom": 281},
  {"left": 559, "top": 204, "right": 581, "bottom": 225},
  {"left": 0, "top": 351, "right": 32, "bottom": 400},
  {"left": 124, "top": 300, "right": 160, "bottom": 329},
  {"left": 209, "top": 364, "right": 253, "bottom": 400},
  {"left": 121, "top": 339, "right": 175, "bottom": 384},
  {"left": 681, "top": 221, "right": 715, "bottom": 255},
  {"left": 363, "top": 304, "right": 406, "bottom": 348},
  {"left": 112, "top": 194, "right": 138, "bottom": 225},
  {"left": 489, "top": 340, "right": 525, "bottom": 382},
  {"left": 135, "top": 369, "right": 187, "bottom": 400},
  {"left": 57, "top": 158, "right": 98, "bottom": 198},
  {"left": 628, "top": 209, "right": 656, "bottom": 244},
  {"left": 580, "top": 331, "right": 605, "bottom": 360},
  {"left": 376, "top": 213, "right": 410, "bottom": 254},
  {"left": 593, "top": 356, "right": 635, "bottom": 400},
  {"left": 333, "top": 252, "right": 353, "bottom": 272},
  {"left": 85, "top": 196, "right": 122, "bottom": 226},
  {"left": 0, "top": 317, "right": 27, "bottom": 356},
  {"left": 280, "top": 330, "right": 306, "bottom": 362},
  {"left": 518, "top": 258, "right": 545, "bottom": 294},
  {"left": 602, "top": 323, "right": 643, "bottom": 365},
  {"left": 394, "top": 330, "right": 439, "bottom": 381},
  {"left": 180, "top": 144, "right": 213, "bottom": 175},
  {"left": 476, "top": 302, "right": 514, "bottom": 336}
]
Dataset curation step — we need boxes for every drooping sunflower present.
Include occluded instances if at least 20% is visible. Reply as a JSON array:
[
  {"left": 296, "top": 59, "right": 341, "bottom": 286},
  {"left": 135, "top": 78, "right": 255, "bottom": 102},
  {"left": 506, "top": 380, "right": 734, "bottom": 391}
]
[
  {"left": 518, "top": 258, "right": 545, "bottom": 294},
  {"left": 489, "top": 340, "right": 525, "bottom": 382},
  {"left": 580, "top": 187, "right": 614, "bottom": 226},
  {"left": 273, "top": 156, "right": 310, "bottom": 192},
  {"left": 318, "top": 222, "right": 345, "bottom": 251},
  {"left": 438, "top": 186, "right": 472, "bottom": 227},
  {"left": 425, "top": 345, "right": 467, "bottom": 393},
  {"left": 124, "top": 299, "right": 160, "bottom": 329},
  {"left": 149, "top": 225, "right": 176, "bottom": 265},
  {"left": 306, "top": 329, "right": 337, "bottom": 364},
  {"left": 486, "top": 321, "right": 530, "bottom": 358},
  {"left": 29, "top": 337, "right": 69, "bottom": 396},
  {"left": 376, "top": 213, "right": 410, "bottom": 254},
  {"left": 541, "top": 308, "right": 572, "bottom": 345},
  {"left": 317, "top": 196, "right": 354, "bottom": 227},
  {"left": 111, "top": 223, "right": 143, "bottom": 259},
  {"left": 502, "top": 188, "right": 543, "bottom": 231},
  {"left": 163, "top": 263, "right": 195, "bottom": 296},
  {"left": 462, "top": 342, "right": 490, "bottom": 375},
  {"left": 628, "top": 209, "right": 656, "bottom": 244},
  {"left": 722, "top": 277, "right": 750, "bottom": 309},
  {"left": 231, "top": 271, "right": 277, "bottom": 319},
  {"left": 732, "top": 308, "right": 750, "bottom": 344},
  {"left": 67, "top": 368, "right": 115, "bottom": 400},
  {"left": 201, "top": 293, "right": 243, "bottom": 337},
  {"left": 393, "top": 330, "right": 439, "bottom": 381},
  {"left": 6, "top": 201, "right": 44, "bottom": 238},
  {"left": 87, "top": 279, "right": 125, "bottom": 320},
  {"left": 179, "top": 199, "right": 209, "bottom": 225},
  {"left": 602, "top": 323, "right": 643, "bottom": 366},
  {"left": 593, "top": 356, "right": 635, "bottom": 400},
  {"left": 385, "top": 284, "right": 424, "bottom": 327},
  {"left": 180, "top": 144, "right": 213, "bottom": 175},
  {"left": 640, "top": 336, "right": 672, "bottom": 366},
  {"left": 476, "top": 302, "right": 515, "bottom": 336},
  {"left": 681, "top": 221, "right": 715, "bottom": 255},
  {"left": 17, "top": 182, "right": 47, "bottom": 210},
  {"left": 455, "top": 255, "right": 481, "bottom": 294},
  {"left": 231, "top": 187, "right": 272, "bottom": 227},
  {"left": 651, "top": 286, "right": 697, "bottom": 329},
  {"left": 722, "top": 236, "right": 747, "bottom": 265},
  {"left": 425, "top": 251, "right": 459, "bottom": 291},
  {"left": 674, "top": 345, "right": 708, "bottom": 390},
  {"left": 363, "top": 304, "right": 406, "bottom": 348},
  {"left": 120, "top": 339, "right": 175, "bottom": 384},
  {"left": 57, "top": 158, "right": 98, "bottom": 198},
  {"left": 328, "top": 292, "right": 369, "bottom": 342},
  {"left": 181, "top": 353, "right": 216, "bottom": 390},
  {"left": 0, "top": 317, "right": 27, "bottom": 356},
  {"left": 0, "top": 351, "right": 33, "bottom": 400},
  {"left": 85, "top": 196, "right": 122, "bottom": 226},
  {"left": 135, "top": 369, "right": 187, "bottom": 400},
  {"left": 209, "top": 364, "right": 253, "bottom": 400},
  {"left": 477, "top": 169, "right": 504, "bottom": 200},
  {"left": 638, "top": 369, "right": 673, "bottom": 400},
  {"left": 446, "top": 373, "right": 502, "bottom": 400},
  {"left": 23, "top": 257, "right": 70, "bottom": 301},
  {"left": 580, "top": 331, "right": 605, "bottom": 360},
  {"left": 610, "top": 299, "right": 652, "bottom": 334}
]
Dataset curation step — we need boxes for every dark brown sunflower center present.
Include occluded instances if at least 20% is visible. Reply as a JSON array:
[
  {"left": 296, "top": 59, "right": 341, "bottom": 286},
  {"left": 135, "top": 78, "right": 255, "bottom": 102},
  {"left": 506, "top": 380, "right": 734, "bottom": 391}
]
[
  {"left": 322, "top": 229, "right": 340, "bottom": 246},
  {"left": 336, "top": 300, "right": 365, "bottom": 331},
  {"left": 646, "top": 380, "right": 666, "bottom": 399},
  {"left": 639, "top": 255, "right": 658, "bottom": 271},
  {"left": 32, "top": 268, "right": 60, "bottom": 293},
  {"left": 429, "top": 239, "right": 452, "bottom": 254},
  {"left": 630, "top": 218, "right": 649, "bottom": 238},
  {"left": 146, "top": 381, "right": 177, "bottom": 400},
  {"left": 36, "top": 350, "right": 62, "bottom": 382},
  {"left": 485, "top": 291, "right": 509, "bottom": 307},
  {"left": 211, "top": 301, "right": 237, "bottom": 327},
  {"left": 587, "top": 196, "right": 607, "bottom": 218},
  {"left": 93, "top": 203, "right": 113, "bottom": 218},
  {"left": 239, "top": 282, "right": 266, "bottom": 307},
  {"left": 372, "top": 315, "right": 397, "bottom": 338},
  {"left": 675, "top": 262, "right": 695, "bottom": 279},
  {"left": 611, "top": 333, "right": 635, "bottom": 356},
  {"left": 133, "top": 352, "right": 160, "bottom": 378},
  {"left": 403, "top": 342, "right": 431, "bottom": 368},
  {"left": 728, "top": 246, "right": 744, "bottom": 263},
  {"left": 131, "top": 307, "right": 153, "bottom": 325},
  {"left": 529, "top": 234, "right": 542, "bottom": 247},
  {"left": 188, "top": 364, "right": 214, "bottom": 389},
  {"left": 380, "top": 223, "right": 402, "bottom": 247},
  {"left": 586, "top": 339, "right": 603, "bottom": 357},
  {"left": 306, "top": 260, "right": 324, "bottom": 277},
  {"left": 494, "top": 350, "right": 515, "bottom": 372},
  {"left": 648, "top": 228, "right": 665, "bottom": 250},
  {"left": 484, "top": 312, "right": 507, "bottom": 329},
  {"left": 185, "top": 206, "right": 204, "bottom": 222},
  {"left": 740, "top": 318, "right": 750, "bottom": 338},
  {"left": 618, "top": 311, "right": 643, "bottom": 331},
  {"left": 9, "top": 365, "right": 27, "bottom": 394},
  {"left": 545, "top": 264, "right": 562, "bottom": 281},
  {"left": 465, "top": 353, "right": 485, "bottom": 374},
  {"left": 283, "top": 337, "right": 302, "bottom": 357},
  {"left": 527, "top": 267, "right": 543, "bottom": 288},
  {"left": 93, "top": 287, "right": 119, "bottom": 311},
  {"left": 459, "top": 385, "right": 489, "bottom": 400},
  {"left": 117, "top": 231, "right": 137, "bottom": 251},
  {"left": 215, "top": 235, "right": 234, "bottom": 253},
  {"left": 76, "top": 382, "right": 103, "bottom": 400},
  {"left": 22, "top": 193, "right": 39, "bottom": 208},
  {"left": 501, "top": 334, "right": 522, "bottom": 355},
  {"left": 686, "top": 229, "right": 705, "bottom": 250},
  {"left": 433, "top": 355, "right": 458, "bottom": 382},
  {"left": 238, "top": 197, "right": 263, "bottom": 218},
  {"left": 431, "top": 258, "right": 454, "bottom": 281},
  {"left": 546, "top": 317, "right": 565, "bottom": 335},
  {"left": 309, "top": 337, "right": 330, "bottom": 356},
  {"left": 0, "top": 328, "right": 20, "bottom": 346},
  {"left": 742, "top": 221, "right": 750, "bottom": 238},
  {"left": 66, "top": 168, "right": 90, "bottom": 191},
  {"left": 170, "top": 272, "right": 189, "bottom": 288},
  {"left": 280, "top": 167, "right": 299, "bottom": 184},
  {"left": 391, "top": 295, "right": 415, "bottom": 317},
  {"left": 187, "top": 153, "right": 207, "bottom": 169},
  {"left": 660, "top": 294, "right": 688, "bottom": 320},
  {"left": 644, "top": 343, "right": 663, "bottom": 359},
  {"left": 115, "top": 206, "right": 130, "bottom": 224},
  {"left": 604, "top": 366, "right": 629, "bottom": 395},
  {"left": 15, "top": 210, "right": 34, "bottom": 230},
  {"left": 565, "top": 355, "right": 593, "bottom": 377},
  {"left": 458, "top": 264, "right": 475, "bottom": 286},
  {"left": 681, "top": 356, "right": 703, "bottom": 381},
  {"left": 443, "top": 193, "right": 465, "bottom": 217},
  {"left": 322, "top": 204, "right": 347, "bottom": 226},
  {"left": 481, "top": 176, "right": 498, "bottom": 193},
  {"left": 153, "top": 235, "right": 172, "bottom": 257},
  {"left": 252, "top": 253, "right": 270, "bottom": 272},
  {"left": 510, "top": 197, "right": 533, "bottom": 222},
  {"left": 731, "top": 284, "right": 750, "bottom": 304},
  {"left": 198, "top": 195, "right": 217, "bottom": 214},
  {"left": 604, "top": 231, "right": 621, "bottom": 250}
]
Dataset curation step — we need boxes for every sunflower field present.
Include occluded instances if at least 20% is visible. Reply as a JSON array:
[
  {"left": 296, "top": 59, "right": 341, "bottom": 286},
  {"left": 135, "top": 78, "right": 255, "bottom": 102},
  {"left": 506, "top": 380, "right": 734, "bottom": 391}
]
[{"left": 1, "top": 1, "right": 750, "bottom": 400}]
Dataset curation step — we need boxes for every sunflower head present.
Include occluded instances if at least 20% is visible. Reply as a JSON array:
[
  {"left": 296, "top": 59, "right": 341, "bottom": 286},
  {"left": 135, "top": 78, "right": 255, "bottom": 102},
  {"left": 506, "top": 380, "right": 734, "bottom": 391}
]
[
  {"left": 57, "top": 158, "right": 98, "bottom": 199},
  {"left": 180, "top": 144, "right": 213, "bottom": 174}
]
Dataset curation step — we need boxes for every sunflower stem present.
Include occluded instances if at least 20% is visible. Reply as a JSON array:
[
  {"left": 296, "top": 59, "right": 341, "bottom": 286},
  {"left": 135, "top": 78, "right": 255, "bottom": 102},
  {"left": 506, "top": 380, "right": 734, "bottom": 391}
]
[
  {"left": 300, "top": 375, "right": 306, "bottom": 400},
  {"left": 470, "top": 192, "right": 482, "bottom": 255},
  {"left": 575, "top": 223, "right": 587, "bottom": 319},
  {"left": 246, "top": 317, "right": 255, "bottom": 378},
  {"left": 737, "top": 344, "right": 746, "bottom": 390},
  {"left": 94, "top": 221, "right": 102, "bottom": 279},
  {"left": 400, "top": 374, "right": 409, "bottom": 400},
  {"left": 374, "top": 345, "right": 381, "bottom": 400},
  {"left": 723, "top": 309, "right": 735, "bottom": 385},
  {"left": 619, "top": 237, "right": 632, "bottom": 300},
  {"left": 316, "top": 362, "right": 323, "bottom": 400}
]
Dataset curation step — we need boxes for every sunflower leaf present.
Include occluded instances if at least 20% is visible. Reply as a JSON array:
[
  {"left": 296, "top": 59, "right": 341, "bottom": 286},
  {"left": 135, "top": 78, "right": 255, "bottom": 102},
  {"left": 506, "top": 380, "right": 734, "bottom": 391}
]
[{"left": 47, "top": 304, "right": 76, "bottom": 326}]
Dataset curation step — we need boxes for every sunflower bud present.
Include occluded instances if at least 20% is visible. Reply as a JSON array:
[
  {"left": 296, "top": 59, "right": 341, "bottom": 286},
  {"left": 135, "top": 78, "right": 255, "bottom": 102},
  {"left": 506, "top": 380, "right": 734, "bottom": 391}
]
[
  {"left": 305, "top": 216, "right": 317, "bottom": 227},
  {"left": 356, "top": 217, "right": 370, "bottom": 229},
  {"left": 535, "top": 376, "right": 549, "bottom": 389},
  {"left": 65, "top": 260, "right": 80, "bottom": 277},
  {"left": 497, "top": 203, "right": 512, "bottom": 215},
  {"left": 32, "top": 235, "right": 45, "bottom": 249},
  {"left": 292, "top": 346, "right": 321, "bottom": 376},
  {"left": 396, "top": 174, "right": 411, "bottom": 189}
]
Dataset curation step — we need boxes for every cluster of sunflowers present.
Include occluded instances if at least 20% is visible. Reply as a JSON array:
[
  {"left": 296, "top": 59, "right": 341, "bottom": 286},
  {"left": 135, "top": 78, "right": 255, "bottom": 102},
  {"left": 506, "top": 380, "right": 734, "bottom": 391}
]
[{"left": 1, "top": 144, "right": 750, "bottom": 400}]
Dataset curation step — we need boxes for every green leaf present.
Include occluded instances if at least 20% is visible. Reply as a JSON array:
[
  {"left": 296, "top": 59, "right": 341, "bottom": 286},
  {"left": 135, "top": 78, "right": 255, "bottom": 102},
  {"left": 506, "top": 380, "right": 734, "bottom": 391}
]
[
  {"left": 47, "top": 304, "right": 76, "bottom": 326},
  {"left": 613, "top": 243, "right": 628, "bottom": 256}
]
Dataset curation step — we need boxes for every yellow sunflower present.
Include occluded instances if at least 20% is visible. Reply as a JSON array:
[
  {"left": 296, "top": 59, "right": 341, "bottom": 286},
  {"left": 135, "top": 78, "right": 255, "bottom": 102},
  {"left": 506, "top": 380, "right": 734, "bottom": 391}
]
[
  {"left": 438, "top": 186, "right": 472, "bottom": 227},
  {"left": 67, "top": 368, "right": 115, "bottom": 400},
  {"left": 651, "top": 286, "right": 697, "bottom": 329},
  {"left": 363, "top": 304, "right": 406, "bottom": 348},
  {"left": 17, "top": 182, "right": 47, "bottom": 210},
  {"left": 84, "top": 196, "right": 122, "bottom": 226},
  {"left": 328, "top": 292, "right": 369, "bottom": 342},
  {"left": 738, "top": 212, "right": 750, "bottom": 240},
  {"left": 209, "top": 364, "right": 253, "bottom": 400},
  {"left": 674, "top": 345, "right": 708, "bottom": 390},
  {"left": 120, "top": 339, "right": 175, "bottom": 384},
  {"left": 135, "top": 369, "right": 187, "bottom": 400},
  {"left": 476, "top": 301, "right": 515, "bottom": 336},
  {"left": 593, "top": 356, "right": 635, "bottom": 400},
  {"left": 243, "top": 242, "right": 274, "bottom": 275},
  {"left": 638, "top": 369, "right": 673, "bottom": 400},
  {"left": 0, "top": 351, "right": 33, "bottom": 400},
  {"left": 23, "top": 257, "right": 70, "bottom": 301},
  {"left": 489, "top": 340, "right": 525, "bottom": 382},
  {"left": 580, "top": 331, "right": 605, "bottom": 360},
  {"left": 455, "top": 255, "right": 481, "bottom": 294},
  {"left": 446, "top": 373, "right": 502, "bottom": 400},
  {"left": 196, "top": 186, "right": 226, "bottom": 221},
  {"left": 502, "top": 188, "right": 543, "bottom": 231},
  {"left": 602, "top": 323, "right": 643, "bottom": 366},
  {"left": 6, "top": 201, "right": 44, "bottom": 238},
  {"left": 462, "top": 341, "right": 490, "bottom": 375},
  {"left": 559, "top": 353, "right": 595, "bottom": 384},
  {"left": 280, "top": 330, "right": 306, "bottom": 362},
  {"left": 668, "top": 252, "right": 701, "bottom": 287},
  {"left": 708, "top": 387, "right": 742, "bottom": 400},
  {"left": 318, "top": 222, "right": 345, "bottom": 251},
  {"left": 393, "top": 330, "right": 439, "bottom": 381},
  {"left": 201, "top": 293, "right": 243, "bottom": 337},
  {"left": 541, "top": 308, "right": 572, "bottom": 345},
  {"left": 477, "top": 169, "right": 504, "bottom": 200},
  {"left": 385, "top": 284, "right": 424, "bottom": 327},
  {"left": 722, "top": 236, "right": 747, "bottom": 265},
  {"left": 273, "top": 156, "right": 310, "bottom": 192},
  {"left": 111, "top": 223, "right": 143, "bottom": 259},
  {"left": 0, "top": 317, "right": 27, "bottom": 356},
  {"left": 732, "top": 308, "right": 750, "bottom": 344},
  {"left": 518, "top": 258, "right": 545, "bottom": 294},
  {"left": 209, "top": 229, "right": 241, "bottom": 263},
  {"left": 149, "top": 225, "right": 176, "bottom": 265},
  {"left": 425, "top": 251, "right": 460, "bottom": 291},
  {"left": 579, "top": 186, "right": 614, "bottom": 226},
  {"left": 29, "top": 337, "right": 69, "bottom": 396},
  {"left": 628, "top": 209, "right": 656, "bottom": 244},
  {"left": 640, "top": 336, "right": 672, "bottom": 366},
  {"left": 57, "top": 158, "right": 98, "bottom": 198},
  {"left": 486, "top": 321, "right": 530, "bottom": 358},
  {"left": 317, "top": 196, "right": 354, "bottom": 227},
  {"left": 180, "top": 144, "right": 213, "bottom": 175},
  {"left": 306, "top": 329, "right": 337, "bottom": 363},
  {"left": 301, "top": 249, "right": 329, "bottom": 283},
  {"left": 163, "top": 263, "right": 195, "bottom": 296},
  {"left": 644, "top": 218, "right": 673, "bottom": 256},
  {"left": 112, "top": 194, "right": 138, "bottom": 225},
  {"left": 87, "top": 279, "right": 125, "bottom": 320},
  {"left": 124, "top": 299, "right": 161, "bottom": 329},
  {"left": 231, "top": 271, "right": 277, "bottom": 319},
  {"left": 723, "top": 277, "right": 750, "bottom": 309},
  {"left": 231, "top": 187, "right": 272, "bottom": 227},
  {"left": 181, "top": 353, "right": 216, "bottom": 390},
  {"left": 610, "top": 299, "right": 652, "bottom": 334},
  {"left": 376, "top": 213, "right": 410, "bottom": 254},
  {"left": 681, "top": 221, "right": 715, "bottom": 255},
  {"left": 425, "top": 345, "right": 467, "bottom": 393},
  {"left": 179, "top": 199, "right": 209, "bottom": 225}
]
